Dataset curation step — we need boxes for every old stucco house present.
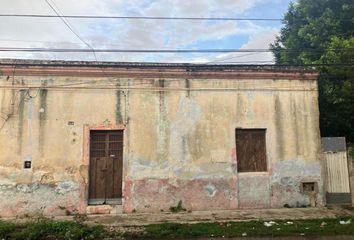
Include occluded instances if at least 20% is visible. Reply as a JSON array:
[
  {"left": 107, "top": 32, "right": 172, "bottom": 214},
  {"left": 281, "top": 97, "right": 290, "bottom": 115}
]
[{"left": 0, "top": 60, "right": 323, "bottom": 217}]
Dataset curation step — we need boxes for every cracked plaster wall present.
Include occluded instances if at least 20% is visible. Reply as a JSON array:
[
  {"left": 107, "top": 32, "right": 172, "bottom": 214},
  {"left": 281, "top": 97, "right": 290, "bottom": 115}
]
[{"left": 0, "top": 76, "right": 323, "bottom": 216}]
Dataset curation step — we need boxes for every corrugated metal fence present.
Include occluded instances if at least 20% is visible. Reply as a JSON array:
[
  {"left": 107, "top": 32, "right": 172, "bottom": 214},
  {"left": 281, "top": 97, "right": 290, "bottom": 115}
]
[
  {"left": 324, "top": 151, "right": 350, "bottom": 193},
  {"left": 322, "top": 137, "right": 352, "bottom": 205}
]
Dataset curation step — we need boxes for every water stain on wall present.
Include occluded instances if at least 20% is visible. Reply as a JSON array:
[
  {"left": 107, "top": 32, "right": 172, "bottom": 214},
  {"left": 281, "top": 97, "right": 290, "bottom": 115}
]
[
  {"left": 38, "top": 88, "right": 48, "bottom": 155},
  {"left": 156, "top": 79, "right": 170, "bottom": 163},
  {"left": 274, "top": 93, "right": 285, "bottom": 160},
  {"left": 17, "top": 90, "right": 26, "bottom": 154},
  {"left": 185, "top": 79, "right": 190, "bottom": 97},
  {"left": 115, "top": 82, "right": 123, "bottom": 124}
]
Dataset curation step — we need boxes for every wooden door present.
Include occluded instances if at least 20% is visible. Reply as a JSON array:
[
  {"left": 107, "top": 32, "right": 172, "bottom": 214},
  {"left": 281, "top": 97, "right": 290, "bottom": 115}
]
[
  {"left": 236, "top": 129, "right": 270, "bottom": 208},
  {"left": 236, "top": 129, "right": 267, "bottom": 172},
  {"left": 89, "top": 130, "right": 123, "bottom": 205}
]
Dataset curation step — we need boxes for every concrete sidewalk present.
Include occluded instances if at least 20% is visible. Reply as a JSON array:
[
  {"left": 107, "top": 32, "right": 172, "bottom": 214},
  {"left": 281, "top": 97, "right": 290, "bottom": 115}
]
[{"left": 74, "top": 207, "right": 354, "bottom": 226}]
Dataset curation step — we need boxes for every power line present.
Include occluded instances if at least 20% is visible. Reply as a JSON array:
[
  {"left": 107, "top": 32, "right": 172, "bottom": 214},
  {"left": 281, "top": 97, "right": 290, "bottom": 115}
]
[
  {"left": 44, "top": 0, "right": 118, "bottom": 84},
  {"left": 0, "top": 61, "right": 352, "bottom": 67},
  {"left": 44, "top": 0, "right": 97, "bottom": 60},
  {"left": 0, "top": 84, "right": 319, "bottom": 92},
  {"left": 0, "top": 14, "right": 283, "bottom": 21},
  {"left": 0, "top": 14, "right": 352, "bottom": 22},
  {"left": 214, "top": 63, "right": 354, "bottom": 66},
  {"left": 0, "top": 47, "right": 352, "bottom": 53},
  {"left": 206, "top": 52, "right": 265, "bottom": 64},
  {"left": 45, "top": 0, "right": 87, "bottom": 46}
]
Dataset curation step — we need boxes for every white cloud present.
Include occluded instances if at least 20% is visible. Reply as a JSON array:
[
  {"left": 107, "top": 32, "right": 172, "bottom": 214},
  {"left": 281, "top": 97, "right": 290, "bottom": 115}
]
[
  {"left": 0, "top": 0, "right": 279, "bottom": 63},
  {"left": 206, "top": 28, "right": 279, "bottom": 64}
]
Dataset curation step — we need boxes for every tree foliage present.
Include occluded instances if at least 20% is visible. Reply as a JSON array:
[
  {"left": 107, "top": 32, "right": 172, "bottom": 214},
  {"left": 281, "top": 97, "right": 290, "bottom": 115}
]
[{"left": 271, "top": 0, "right": 354, "bottom": 142}]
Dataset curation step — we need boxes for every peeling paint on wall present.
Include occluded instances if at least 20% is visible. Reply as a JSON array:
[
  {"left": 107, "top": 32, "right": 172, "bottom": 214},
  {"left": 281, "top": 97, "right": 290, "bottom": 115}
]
[
  {"left": 270, "top": 159, "right": 323, "bottom": 207},
  {"left": 204, "top": 184, "right": 217, "bottom": 197},
  {"left": 169, "top": 97, "right": 201, "bottom": 164},
  {"left": 123, "top": 178, "right": 237, "bottom": 212},
  {"left": 0, "top": 183, "right": 80, "bottom": 217},
  {"left": 238, "top": 174, "right": 270, "bottom": 208},
  {"left": 0, "top": 69, "right": 322, "bottom": 216}
]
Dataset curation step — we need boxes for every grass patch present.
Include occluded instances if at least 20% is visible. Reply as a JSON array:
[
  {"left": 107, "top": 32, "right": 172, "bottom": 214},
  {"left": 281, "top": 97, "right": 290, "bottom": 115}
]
[
  {"left": 0, "top": 218, "right": 106, "bottom": 240},
  {"left": 0, "top": 220, "right": 16, "bottom": 238},
  {"left": 1, "top": 216, "right": 354, "bottom": 239},
  {"left": 125, "top": 217, "right": 354, "bottom": 239}
]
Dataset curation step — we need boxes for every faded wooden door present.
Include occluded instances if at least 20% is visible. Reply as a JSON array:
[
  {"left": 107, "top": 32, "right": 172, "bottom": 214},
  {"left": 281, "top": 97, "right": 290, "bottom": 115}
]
[{"left": 89, "top": 130, "right": 123, "bottom": 205}]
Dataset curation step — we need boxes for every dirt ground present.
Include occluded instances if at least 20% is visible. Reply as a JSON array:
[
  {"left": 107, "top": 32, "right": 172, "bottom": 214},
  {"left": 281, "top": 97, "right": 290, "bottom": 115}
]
[
  {"left": 4, "top": 206, "right": 354, "bottom": 239},
  {"left": 181, "top": 237, "right": 354, "bottom": 240},
  {"left": 54, "top": 206, "right": 354, "bottom": 227}
]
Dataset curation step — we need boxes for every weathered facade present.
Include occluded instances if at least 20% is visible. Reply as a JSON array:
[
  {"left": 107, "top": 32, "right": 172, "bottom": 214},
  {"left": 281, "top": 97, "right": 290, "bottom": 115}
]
[{"left": 0, "top": 60, "right": 323, "bottom": 217}]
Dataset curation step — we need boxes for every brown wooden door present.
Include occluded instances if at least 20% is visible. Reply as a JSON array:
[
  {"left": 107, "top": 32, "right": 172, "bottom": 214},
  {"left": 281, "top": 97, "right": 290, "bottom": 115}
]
[
  {"left": 236, "top": 129, "right": 267, "bottom": 172},
  {"left": 89, "top": 130, "right": 123, "bottom": 205}
]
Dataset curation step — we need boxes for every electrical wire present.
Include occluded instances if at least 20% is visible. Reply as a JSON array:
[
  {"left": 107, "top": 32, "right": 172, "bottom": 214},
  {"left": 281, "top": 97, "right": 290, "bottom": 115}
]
[
  {"left": 0, "top": 61, "right": 352, "bottom": 90},
  {"left": 44, "top": 0, "right": 120, "bottom": 85},
  {"left": 0, "top": 59, "right": 351, "bottom": 90},
  {"left": 0, "top": 84, "right": 319, "bottom": 92},
  {"left": 208, "top": 63, "right": 354, "bottom": 66},
  {"left": 0, "top": 89, "right": 30, "bottom": 132},
  {"left": 206, "top": 52, "right": 266, "bottom": 64},
  {"left": 0, "top": 62, "right": 351, "bottom": 104},
  {"left": 0, "top": 14, "right": 353, "bottom": 22},
  {"left": 0, "top": 59, "right": 29, "bottom": 132},
  {"left": 44, "top": 0, "right": 98, "bottom": 61},
  {"left": 0, "top": 47, "right": 352, "bottom": 53},
  {"left": 0, "top": 61, "right": 352, "bottom": 67}
]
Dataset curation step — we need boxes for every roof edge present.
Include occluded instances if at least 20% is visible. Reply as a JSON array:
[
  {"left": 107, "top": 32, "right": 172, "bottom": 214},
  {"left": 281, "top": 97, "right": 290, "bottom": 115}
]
[{"left": 0, "top": 59, "right": 318, "bottom": 80}]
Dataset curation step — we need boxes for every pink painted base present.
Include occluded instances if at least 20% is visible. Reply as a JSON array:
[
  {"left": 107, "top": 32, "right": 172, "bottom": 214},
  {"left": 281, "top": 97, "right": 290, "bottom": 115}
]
[{"left": 123, "top": 178, "right": 238, "bottom": 213}]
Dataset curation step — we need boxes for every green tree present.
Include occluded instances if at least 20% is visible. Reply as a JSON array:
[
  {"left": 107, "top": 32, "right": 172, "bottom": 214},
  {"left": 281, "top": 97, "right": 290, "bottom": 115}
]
[{"left": 271, "top": 0, "right": 354, "bottom": 142}]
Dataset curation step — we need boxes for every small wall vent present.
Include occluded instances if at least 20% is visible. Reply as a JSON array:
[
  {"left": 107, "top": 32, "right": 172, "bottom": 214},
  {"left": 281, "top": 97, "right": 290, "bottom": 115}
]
[{"left": 301, "top": 182, "right": 318, "bottom": 193}]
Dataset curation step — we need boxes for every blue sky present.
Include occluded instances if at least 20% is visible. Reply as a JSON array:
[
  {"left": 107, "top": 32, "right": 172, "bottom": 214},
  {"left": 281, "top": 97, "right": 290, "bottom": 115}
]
[{"left": 0, "top": 0, "right": 293, "bottom": 63}]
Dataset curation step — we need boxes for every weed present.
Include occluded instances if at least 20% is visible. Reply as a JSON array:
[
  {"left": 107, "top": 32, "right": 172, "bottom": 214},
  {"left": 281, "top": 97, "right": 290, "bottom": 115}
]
[
  {"left": 342, "top": 205, "right": 354, "bottom": 211},
  {"left": 7, "top": 218, "right": 105, "bottom": 240},
  {"left": 127, "top": 217, "right": 354, "bottom": 239},
  {"left": 72, "top": 213, "right": 88, "bottom": 224},
  {"left": 2, "top": 216, "right": 354, "bottom": 240},
  {"left": 0, "top": 220, "right": 16, "bottom": 239},
  {"left": 169, "top": 200, "right": 186, "bottom": 213}
]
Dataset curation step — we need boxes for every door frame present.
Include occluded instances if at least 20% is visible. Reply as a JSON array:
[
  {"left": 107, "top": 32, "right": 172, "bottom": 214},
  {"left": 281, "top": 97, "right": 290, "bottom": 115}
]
[
  {"left": 80, "top": 124, "right": 125, "bottom": 211},
  {"left": 88, "top": 130, "right": 124, "bottom": 205}
]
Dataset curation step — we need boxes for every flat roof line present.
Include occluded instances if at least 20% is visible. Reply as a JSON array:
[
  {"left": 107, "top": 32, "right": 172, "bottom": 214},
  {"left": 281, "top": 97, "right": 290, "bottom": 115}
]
[{"left": 0, "top": 59, "right": 317, "bottom": 71}]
